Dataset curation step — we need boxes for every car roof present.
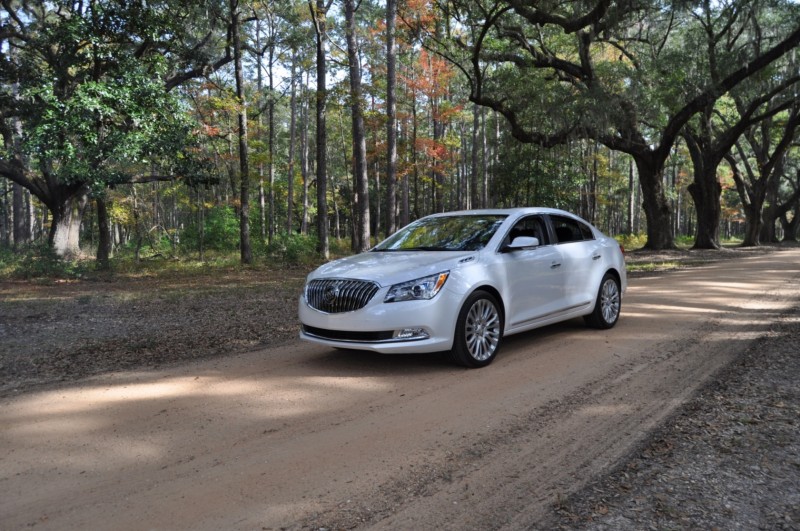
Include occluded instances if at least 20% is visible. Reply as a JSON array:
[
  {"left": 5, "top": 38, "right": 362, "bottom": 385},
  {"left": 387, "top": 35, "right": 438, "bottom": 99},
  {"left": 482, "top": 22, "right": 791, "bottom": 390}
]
[{"left": 425, "top": 207, "right": 578, "bottom": 218}]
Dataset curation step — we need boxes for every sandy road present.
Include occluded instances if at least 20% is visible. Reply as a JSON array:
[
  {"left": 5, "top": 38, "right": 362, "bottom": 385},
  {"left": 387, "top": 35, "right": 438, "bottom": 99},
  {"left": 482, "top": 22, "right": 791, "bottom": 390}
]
[{"left": 2, "top": 249, "right": 799, "bottom": 530}]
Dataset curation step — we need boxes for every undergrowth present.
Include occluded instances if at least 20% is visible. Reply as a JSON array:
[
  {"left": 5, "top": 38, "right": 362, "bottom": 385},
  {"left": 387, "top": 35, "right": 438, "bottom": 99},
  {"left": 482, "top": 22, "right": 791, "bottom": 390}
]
[{"left": 0, "top": 235, "right": 356, "bottom": 280}]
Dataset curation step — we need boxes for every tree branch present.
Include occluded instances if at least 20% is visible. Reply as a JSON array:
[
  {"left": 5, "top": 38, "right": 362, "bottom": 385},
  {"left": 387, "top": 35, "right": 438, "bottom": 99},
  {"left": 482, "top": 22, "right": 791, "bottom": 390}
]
[{"left": 506, "top": 0, "right": 612, "bottom": 34}]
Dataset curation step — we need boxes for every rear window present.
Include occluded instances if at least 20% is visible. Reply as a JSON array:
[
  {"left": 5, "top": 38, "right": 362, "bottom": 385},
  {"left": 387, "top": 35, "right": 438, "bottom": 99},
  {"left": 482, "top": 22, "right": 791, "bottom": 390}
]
[{"left": 551, "top": 215, "right": 594, "bottom": 243}]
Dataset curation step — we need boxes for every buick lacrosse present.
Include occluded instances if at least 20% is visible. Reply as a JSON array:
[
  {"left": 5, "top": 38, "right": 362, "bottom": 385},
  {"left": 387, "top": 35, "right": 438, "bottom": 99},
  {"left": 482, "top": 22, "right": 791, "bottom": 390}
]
[{"left": 299, "top": 208, "right": 626, "bottom": 367}]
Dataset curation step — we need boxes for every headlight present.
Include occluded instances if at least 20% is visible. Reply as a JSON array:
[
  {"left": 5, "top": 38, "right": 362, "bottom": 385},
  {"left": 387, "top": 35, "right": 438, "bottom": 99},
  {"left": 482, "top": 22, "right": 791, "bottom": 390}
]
[{"left": 385, "top": 271, "right": 449, "bottom": 303}]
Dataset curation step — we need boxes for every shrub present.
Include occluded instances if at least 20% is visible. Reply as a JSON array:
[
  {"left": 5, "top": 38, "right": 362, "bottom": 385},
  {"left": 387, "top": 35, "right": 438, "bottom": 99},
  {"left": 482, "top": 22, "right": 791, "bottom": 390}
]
[
  {"left": 264, "top": 233, "right": 319, "bottom": 265},
  {"left": 615, "top": 233, "right": 648, "bottom": 252},
  {"left": 4, "top": 244, "right": 90, "bottom": 279},
  {"left": 181, "top": 206, "right": 240, "bottom": 252},
  {"left": 674, "top": 235, "right": 695, "bottom": 249}
]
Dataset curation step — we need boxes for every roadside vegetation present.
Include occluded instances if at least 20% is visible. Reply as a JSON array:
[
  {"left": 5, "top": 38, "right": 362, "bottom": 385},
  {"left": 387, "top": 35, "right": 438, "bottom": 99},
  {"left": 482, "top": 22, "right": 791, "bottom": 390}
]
[{"left": 0, "top": 232, "right": 757, "bottom": 282}]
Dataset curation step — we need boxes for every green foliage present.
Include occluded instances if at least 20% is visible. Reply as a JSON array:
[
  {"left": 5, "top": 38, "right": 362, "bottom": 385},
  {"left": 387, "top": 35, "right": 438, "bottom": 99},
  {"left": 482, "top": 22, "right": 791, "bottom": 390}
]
[
  {"left": 626, "top": 260, "right": 682, "bottom": 274},
  {"left": 1, "top": 245, "right": 91, "bottom": 280},
  {"left": 127, "top": 234, "right": 179, "bottom": 258},
  {"left": 674, "top": 235, "right": 696, "bottom": 249},
  {"left": 2, "top": 0, "right": 220, "bottom": 241},
  {"left": 329, "top": 238, "right": 354, "bottom": 258},
  {"left": 22, "top": 58, "right": 202, "bottom": 193},
  {"left": 615, "top": 233, "right": 648, "bottom": 252},
  {"left": 0, "top": 247, "right": 15, "bottom": 278},
  {"left": 181, "top": 206, "right": 241, "bottom": 253},
  {"left": 263, "top": 233, "right": 320, "bottom": 265},
  {"left": 492, "top": 142, "right": 585, "bottom": 209},
  {"left": 108, "top": 253, "right": 243, "bottom": 276}
]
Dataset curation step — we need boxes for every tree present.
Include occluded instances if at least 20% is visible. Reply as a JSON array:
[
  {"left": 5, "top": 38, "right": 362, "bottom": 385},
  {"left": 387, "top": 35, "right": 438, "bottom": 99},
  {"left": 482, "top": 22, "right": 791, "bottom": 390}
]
[
  {"left": 344, "top": 0, "right": 371, "bottom": 252},
  {"left": 779, "top": 165, "right": 800, "bottom": 241},
  {"left": 309, "top": 0, "right": 332, "bottom": 258},
  {"left": 385, "top": 0, "right": 398, "bottom": 235},
  {"left": 680, "top": 0, "right": 800, "bottom": 249},
  {"left": 0, "top": 0, "right": 231, "bottom": 258},
  {"left": 248, "top": 1, "right": 281, "bottom": 244},
  {"left": 230, "top": 0, "right": 253, "bottom": 264},
  {"left": 286, "top": 47, "right": 299, "bottom": 235},
  {"left": 727, "top": 105, "right": 800, "bottom": 246},
  {"left": 434, "top": 0, "right": 800, "bottom": 249}
]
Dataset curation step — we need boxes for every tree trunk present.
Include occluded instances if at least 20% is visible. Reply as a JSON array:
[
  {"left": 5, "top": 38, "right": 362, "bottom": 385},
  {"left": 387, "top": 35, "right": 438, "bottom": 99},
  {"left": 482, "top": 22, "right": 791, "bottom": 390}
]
[
  {"left": 781, "top": 205, "right": 799, "bottom": 241},
  {"left": 255, "top": 20, "right": 267, "bottom": 242},
  {"left": 737, "top": 182, "right": 769, "bottom": 248},
  {"left": 411, "top": 83, "right": 419, "bottom": 219},
  {"left": 635, "top": 157, "right": 675, "bottom": 250},
  {"left": 96, "top": 195, "right": 112, "bottom": 269},
  {"left": 626, "top": 160, "right": 634, "bottom": 234},
  {"left": 267, "top": 41, "right": 276, "bottom": 244},
  {"left": 683, "top": 134, "right": 722, "bottom": 249},
  {"left": 12, "top": 182, "right": 25, "bottom": 249},
  {"left": 259, "top": 176, "right": 266, "bottom": 239},
  {"left": 344, "top": 0, "right": 370, "bottom": 253},
  {"left": 759, "top": 204, "right": 779, "bottom": 243},
  {"left": 432, "top": 99, "right": 443, "bottom": 213},
  {"left": 231, "top": 0, "right": 252, "bottom": 264},
  {"left": 287, "top": 50, "right": 298, "bottom": 234},
  {"left": 470, "top": 104, "right": 479, "bottom": 209},
  {"left": 50, "top": 186, "right": 88, "bottom": 258},
  {"left": 0, "top": 179, "right": 9, "bottom": 246},
  {"left": 385, "top": 0, "right": 397, "bottom": 236},
  {"left": 301, "top": 73, "right": 310, "bottom": 235},
  {"left": 481, "top": 108, "right": 488, "bottom": 208},
  {"left": 310, "top": 0, "right": 329, "bottom": 259},
  {"left": 688, "top": 176, "right": 722, "bottom": 249},
  {"left": 400, "top": 112, "right": 410, "bottom": 227},
  {"left": 741, "top": 203, "right": 763, "bottom": 247},
  {"left": 759, "top": 166, "right": 783, "bottom": 244},
  {"left": 373, "top": 157, "right": 381, "bottom": 236}
]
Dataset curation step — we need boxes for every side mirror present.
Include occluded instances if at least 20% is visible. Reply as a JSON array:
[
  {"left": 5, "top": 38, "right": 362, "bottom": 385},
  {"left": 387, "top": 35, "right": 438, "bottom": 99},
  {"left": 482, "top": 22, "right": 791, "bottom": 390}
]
[{"left": 505, "top": 236, "right": 539, "bottom": 251}]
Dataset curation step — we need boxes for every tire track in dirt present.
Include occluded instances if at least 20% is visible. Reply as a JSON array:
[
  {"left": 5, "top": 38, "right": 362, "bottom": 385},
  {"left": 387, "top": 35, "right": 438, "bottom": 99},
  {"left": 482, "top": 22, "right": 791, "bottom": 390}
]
[{"left": 1, "top": 250, "right": 798, "bottom": 530}]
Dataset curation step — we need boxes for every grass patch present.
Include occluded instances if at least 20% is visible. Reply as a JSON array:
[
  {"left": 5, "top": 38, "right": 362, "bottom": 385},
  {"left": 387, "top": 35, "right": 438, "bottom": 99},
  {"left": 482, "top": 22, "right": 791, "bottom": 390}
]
[
  {"left": 626, "top": 261, "right": 683, "bottom": 274},
  {"left": 0, "top": 244, "right": 93, "bottom": 280}
]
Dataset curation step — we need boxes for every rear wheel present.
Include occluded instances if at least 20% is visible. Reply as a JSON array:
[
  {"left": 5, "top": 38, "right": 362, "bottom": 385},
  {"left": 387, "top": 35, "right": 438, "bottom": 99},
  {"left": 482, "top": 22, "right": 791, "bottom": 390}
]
[
  {"left": 448, "top": 291, "right": 503, "bottom": 368},
  {"left": 584, "top": 272, "right": 621, "bottom": 329}
]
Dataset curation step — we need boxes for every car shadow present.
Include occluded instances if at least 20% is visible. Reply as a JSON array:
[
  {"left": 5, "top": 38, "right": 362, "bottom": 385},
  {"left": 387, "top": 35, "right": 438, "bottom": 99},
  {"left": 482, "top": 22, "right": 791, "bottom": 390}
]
[
  {"left": 301, "top": 317, "right": 589, "bottom": 375},
  {"left": 303, "top": 347, "right": 455, "bottom": 375}
]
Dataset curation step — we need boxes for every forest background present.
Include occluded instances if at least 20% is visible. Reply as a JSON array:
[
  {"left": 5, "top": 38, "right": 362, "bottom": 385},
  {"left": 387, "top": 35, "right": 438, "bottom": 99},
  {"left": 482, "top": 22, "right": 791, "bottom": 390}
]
[{"left": 1, "top": 0, "right": 799, "bottom": 273}]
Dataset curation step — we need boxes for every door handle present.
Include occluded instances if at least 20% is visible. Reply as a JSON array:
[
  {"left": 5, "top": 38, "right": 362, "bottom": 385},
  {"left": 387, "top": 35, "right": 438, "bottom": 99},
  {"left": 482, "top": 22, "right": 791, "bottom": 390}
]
[
  {"left": 550, "top": 262, "right": 562, "bottom": 269},
  {"left": 592, "top": 255, "right": 602, "bottom": 261}
]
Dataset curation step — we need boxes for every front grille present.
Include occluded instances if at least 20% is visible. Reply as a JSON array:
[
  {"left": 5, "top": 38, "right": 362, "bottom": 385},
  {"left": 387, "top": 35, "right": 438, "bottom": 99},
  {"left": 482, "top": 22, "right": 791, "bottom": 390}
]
[
  {"left": 305, "top": 278, "right": 380, "bottom": 313},
  {"left": 302, "top": 325, "right": 394, "bottom": 342}
]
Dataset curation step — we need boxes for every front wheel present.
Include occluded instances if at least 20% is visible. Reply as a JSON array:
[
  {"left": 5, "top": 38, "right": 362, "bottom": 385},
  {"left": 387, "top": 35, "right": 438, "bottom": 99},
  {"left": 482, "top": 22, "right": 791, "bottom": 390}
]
[
  {"left": 448, "top": 291, "right": 504, "bottom": 368},
  {"left": 584, "top": 273, "right": 621, "bottom": 329}
]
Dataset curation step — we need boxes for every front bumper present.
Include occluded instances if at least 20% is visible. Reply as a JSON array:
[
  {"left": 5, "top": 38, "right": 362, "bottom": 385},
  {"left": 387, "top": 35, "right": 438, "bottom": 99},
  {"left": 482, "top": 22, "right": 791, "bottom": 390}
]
[{"left": 298, "top": 288, "right": 460, "bottom": 354}]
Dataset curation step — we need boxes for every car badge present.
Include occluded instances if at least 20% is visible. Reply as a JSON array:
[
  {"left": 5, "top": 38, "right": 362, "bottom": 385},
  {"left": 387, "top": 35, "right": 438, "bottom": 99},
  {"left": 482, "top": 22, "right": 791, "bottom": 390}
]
[{"left": 323, "top": 282, "right": 341, "bottom": 305}]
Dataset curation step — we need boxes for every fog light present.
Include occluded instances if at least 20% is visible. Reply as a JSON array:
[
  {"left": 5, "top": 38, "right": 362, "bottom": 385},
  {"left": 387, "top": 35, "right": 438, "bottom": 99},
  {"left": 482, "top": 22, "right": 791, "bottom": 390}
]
[{"left": 394, "top": 328, "right": 429, "bottom": 340}]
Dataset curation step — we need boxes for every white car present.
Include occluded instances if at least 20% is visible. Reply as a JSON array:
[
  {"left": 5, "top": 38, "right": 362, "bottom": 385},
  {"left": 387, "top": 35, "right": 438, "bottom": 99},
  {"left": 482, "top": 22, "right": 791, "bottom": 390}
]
[{"left": 299, "top": 208, "right": 626, "bottom": 367}]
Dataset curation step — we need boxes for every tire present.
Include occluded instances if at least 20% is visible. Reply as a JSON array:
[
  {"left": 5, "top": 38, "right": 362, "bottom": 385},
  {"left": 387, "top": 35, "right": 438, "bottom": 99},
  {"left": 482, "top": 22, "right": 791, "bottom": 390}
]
[
  {"left": 584, "top": 272, "right": 621, "bottom": 329},
  {"left": 448, "top": 291, "right": 504, "bottom": 368}
]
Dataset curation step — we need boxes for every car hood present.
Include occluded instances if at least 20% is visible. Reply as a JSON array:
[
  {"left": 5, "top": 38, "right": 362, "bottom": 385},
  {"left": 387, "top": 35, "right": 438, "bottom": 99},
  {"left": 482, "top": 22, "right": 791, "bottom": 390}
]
[{"left": 308, "top": 250, "right": 477, "bottom": 287}]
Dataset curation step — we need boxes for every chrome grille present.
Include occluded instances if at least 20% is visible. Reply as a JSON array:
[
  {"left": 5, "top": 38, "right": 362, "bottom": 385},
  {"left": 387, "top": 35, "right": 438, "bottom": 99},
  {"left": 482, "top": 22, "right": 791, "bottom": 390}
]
[{"left": 305, "top": 279, "right": 380, "bottom": 313}]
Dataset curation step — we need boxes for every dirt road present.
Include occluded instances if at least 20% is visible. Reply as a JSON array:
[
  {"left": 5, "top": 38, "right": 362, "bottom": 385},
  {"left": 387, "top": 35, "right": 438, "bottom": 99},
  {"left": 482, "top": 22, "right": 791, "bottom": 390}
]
[{"left": 2, "top": 249, "right": 799, "bottom": 530}]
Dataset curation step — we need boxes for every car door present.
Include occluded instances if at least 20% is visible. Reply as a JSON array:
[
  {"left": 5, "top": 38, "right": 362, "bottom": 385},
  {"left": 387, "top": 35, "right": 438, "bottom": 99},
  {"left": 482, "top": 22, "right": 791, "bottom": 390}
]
[
  {"left": 549, "top": 214, "right": 603, "bottom": 309},
  {"left": 495, "top": 215, "right": 566, "bottom": 330}
]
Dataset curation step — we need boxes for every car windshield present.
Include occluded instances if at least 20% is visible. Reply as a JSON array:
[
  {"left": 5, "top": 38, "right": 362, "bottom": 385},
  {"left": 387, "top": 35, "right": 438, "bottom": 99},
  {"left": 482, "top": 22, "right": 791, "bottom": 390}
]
[{"left": 373, "top": 215, "right": 507, "bottom": 252}]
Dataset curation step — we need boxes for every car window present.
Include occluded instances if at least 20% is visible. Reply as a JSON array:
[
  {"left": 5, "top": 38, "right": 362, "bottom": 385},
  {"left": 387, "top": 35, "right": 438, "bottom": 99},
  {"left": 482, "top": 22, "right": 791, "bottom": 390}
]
[
  {"left": 506, "top": 215, "right": 549, "bottom": 246},
  {"left": 373, "top": 215, "right": 507, "bottom": 251},
  {"left": 551, "top": 215, "right": 594, "bottom": 243}
]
